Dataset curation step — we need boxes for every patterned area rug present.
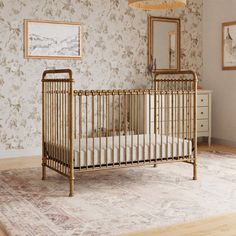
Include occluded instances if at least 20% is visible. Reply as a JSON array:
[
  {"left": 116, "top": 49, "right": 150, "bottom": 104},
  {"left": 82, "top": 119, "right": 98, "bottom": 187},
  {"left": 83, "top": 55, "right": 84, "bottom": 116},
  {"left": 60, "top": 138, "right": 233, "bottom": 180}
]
[{"left": 0, "top": 151, "right": 236, "bottom": 236}]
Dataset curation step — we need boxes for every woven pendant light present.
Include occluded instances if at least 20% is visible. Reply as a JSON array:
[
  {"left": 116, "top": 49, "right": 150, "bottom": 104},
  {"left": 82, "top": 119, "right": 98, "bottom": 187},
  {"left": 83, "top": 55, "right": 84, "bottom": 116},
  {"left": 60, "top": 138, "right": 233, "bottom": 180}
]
[{"left": 128, "top": 0, "right": 186, "bottom": 10}]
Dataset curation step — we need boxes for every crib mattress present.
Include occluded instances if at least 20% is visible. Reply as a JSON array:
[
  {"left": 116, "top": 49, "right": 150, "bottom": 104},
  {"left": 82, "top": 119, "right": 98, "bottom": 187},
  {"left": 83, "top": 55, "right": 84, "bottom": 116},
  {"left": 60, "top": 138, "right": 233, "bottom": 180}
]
[{"left": 73, "top": 134, "right": 192, "bottom": 168}]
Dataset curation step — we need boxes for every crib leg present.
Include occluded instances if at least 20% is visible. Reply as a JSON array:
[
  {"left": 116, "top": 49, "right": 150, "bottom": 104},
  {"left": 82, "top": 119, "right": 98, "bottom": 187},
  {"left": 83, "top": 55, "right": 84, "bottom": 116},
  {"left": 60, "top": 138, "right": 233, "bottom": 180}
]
[
  {"left": 69, "top": 177, "right": 75, "bottom": 197},
  {"left": 153, "top": 164, "right": 157, "bottom": 168},
  {"left": 42, "top": 164, "right": 46, "bottom": 180},
  {"left": 193, "top": 162, "right": 197, "bottom": 180}
]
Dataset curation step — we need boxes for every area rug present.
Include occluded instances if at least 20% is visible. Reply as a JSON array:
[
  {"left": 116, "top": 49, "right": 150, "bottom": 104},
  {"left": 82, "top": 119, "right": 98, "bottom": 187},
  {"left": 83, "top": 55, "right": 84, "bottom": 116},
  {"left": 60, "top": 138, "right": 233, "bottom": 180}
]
[{"left": 0, "top": 151, "right": 236, "bottom": 236}]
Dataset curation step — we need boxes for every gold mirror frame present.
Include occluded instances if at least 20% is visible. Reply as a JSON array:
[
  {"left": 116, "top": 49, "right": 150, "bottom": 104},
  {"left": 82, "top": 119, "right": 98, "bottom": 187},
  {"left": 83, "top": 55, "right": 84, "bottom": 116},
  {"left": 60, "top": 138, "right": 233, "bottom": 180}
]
[{"left": 148, "top": 16, "right": 181, "bottom": 72}]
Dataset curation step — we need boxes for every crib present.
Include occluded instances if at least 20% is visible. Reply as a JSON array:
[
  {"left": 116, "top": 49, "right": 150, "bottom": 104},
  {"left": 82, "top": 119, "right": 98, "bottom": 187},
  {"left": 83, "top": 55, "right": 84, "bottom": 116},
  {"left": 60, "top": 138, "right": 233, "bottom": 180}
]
[{"left": 42, "top": 69, "right": 198, "bottom": 197}]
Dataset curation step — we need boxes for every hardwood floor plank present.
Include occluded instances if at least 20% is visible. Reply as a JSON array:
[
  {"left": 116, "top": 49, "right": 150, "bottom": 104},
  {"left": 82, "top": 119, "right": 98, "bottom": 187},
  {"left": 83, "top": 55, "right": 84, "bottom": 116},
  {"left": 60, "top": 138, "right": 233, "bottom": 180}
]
[
  {"left": 0, "top": 156, "right": 40, "bottom": 170},
  {"left": 123, "top": 214, "right": 236, "bottom": 236}
]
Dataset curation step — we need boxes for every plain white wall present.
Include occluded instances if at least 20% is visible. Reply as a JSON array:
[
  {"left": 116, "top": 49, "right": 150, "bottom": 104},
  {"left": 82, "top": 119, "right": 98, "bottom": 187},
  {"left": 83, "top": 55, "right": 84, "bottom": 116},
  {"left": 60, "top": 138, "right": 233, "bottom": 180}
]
[{"left": 203, "top": 0, "right": 236, "bottom": 145}]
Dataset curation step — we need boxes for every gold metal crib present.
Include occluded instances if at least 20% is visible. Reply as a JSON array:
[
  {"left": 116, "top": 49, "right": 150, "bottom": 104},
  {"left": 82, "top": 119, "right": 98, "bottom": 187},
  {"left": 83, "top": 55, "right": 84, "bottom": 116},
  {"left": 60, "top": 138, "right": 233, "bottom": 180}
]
[{"left": 42, "top": 69, "right": 198, "bottom": 197}]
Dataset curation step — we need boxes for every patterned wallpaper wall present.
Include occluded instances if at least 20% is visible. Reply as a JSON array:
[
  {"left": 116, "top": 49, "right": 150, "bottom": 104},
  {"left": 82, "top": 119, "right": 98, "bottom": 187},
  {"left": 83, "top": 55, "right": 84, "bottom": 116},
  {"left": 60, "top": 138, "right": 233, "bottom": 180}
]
[{"left": 0, "top": 0, "right": 203, "bottom": 151}]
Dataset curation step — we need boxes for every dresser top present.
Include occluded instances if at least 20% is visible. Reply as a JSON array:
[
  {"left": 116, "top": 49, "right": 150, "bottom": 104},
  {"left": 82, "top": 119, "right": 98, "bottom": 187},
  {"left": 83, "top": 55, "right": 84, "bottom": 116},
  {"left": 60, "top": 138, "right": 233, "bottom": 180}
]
[{"left": 197, "top": 89, "right": 213, "bottom": 94}]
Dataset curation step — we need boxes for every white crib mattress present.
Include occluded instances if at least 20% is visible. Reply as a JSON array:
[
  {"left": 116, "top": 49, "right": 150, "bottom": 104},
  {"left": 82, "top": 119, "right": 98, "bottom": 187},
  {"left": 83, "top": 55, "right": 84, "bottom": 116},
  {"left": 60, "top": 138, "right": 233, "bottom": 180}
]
[{"left": 73, "top": 134, "right": 192, "bottom": 168}]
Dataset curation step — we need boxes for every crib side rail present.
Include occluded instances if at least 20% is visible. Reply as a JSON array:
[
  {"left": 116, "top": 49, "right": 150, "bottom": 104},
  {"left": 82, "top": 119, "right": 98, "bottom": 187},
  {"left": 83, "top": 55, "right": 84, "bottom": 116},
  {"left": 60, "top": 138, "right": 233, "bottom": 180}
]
[
  {"left": 42, "top": 69, "right": 74, "bottom": 182},
  {"left": 73, "top": 87, "right": 196, "bottom": 170}
]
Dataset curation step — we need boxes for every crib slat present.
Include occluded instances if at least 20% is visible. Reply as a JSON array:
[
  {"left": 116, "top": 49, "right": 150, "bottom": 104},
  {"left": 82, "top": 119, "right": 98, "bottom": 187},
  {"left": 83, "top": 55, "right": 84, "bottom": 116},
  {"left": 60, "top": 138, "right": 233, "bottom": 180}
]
[
  {"left": 74, "top": 93, "right": 76, "bottom": 140},
  {"left": 182, "top": 92, "right": 185, "bottom": 157},
  {"left": 143, "top": 93, "right": 145, "bottom": 163},
  {"left": 137, "top": 94, "right": 139, "bottom": 164},
  {"left": 171, "top": 91, "right": 174, "bottom": 160},
  {"left": 119, "top": 95, "right": 121, "bottom": 166},
  {"left": 131, "top": 94, "right": 133, "bottom": 164},
  {"left": 79, "top": 95, "right": 82, "bottom": 170},
  {"left": 106, "top": 94, "right": 109, "bottom": 167},
  {"left": 59, "top": 82, "right": 62, "bottom": 172},
  {"left": 166, "top": 92, "right": 169, "bottom": 161},
  {"left": 56, "top": 82, "right": 59, "bottom": 171},
  {"left": 149, "top": 92, "right": 151, "bottom": 163},
  {"left": 99, "top": 95, "right": 102, "bottom": 168},
  {"left": 160, "top": 91, "right": 163, "bottom": 161},
  {"left": 177, "top": 91, "right": 180, "bottom": 160},
  {"left": 50, "top": 82, "right": 53, "bottom": 166},
  {"left": 112, "top": 94, "right": 115, "bottom": 167},
  {"left": 125, "top": 93, "right": 127, "bottom": 165},
  {"left": 92, "top": 94, "right": 95, "bottom": 168},
  {"left": 86, "top": 96, "right": 88, "bottom": 169},
  {"left": 62, "top": 82, "right": 64, "bottom": 172},
  {"left": 190, "top": 91, "right": 193, "bottom": 160}
]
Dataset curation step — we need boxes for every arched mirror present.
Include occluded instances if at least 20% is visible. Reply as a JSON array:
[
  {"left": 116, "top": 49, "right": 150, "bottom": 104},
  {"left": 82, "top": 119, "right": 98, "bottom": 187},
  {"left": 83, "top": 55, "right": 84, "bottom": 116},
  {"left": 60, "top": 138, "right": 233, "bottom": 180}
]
[{"left": 148, "top": 16, "right": 181, "bottom": 72}]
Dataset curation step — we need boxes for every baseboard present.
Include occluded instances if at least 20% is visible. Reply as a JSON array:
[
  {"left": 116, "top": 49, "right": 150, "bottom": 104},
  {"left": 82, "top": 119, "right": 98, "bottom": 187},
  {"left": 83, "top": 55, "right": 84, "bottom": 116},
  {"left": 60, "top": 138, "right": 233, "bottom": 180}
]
[
  {"left": 212, "top": 137, "right": 236, "bottom": 147},
  {"left": 0, "top": 148, "right": 41, "bottom": 159}
]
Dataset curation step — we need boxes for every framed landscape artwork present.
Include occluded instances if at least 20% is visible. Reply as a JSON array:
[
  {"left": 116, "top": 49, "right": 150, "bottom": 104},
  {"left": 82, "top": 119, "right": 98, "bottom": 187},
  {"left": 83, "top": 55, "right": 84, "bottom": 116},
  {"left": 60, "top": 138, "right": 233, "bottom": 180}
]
[
  {"left": 222, "top": 21, "right": 236, "bottom": 70},
  {"left": 24, "top": 20, "right": 82, "bottom": 59}
]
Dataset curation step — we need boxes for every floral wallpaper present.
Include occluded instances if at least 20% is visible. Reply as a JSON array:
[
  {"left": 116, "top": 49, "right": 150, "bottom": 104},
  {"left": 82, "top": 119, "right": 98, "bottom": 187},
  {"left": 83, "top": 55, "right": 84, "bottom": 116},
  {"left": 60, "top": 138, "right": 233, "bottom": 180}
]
[{"left": 0, "top": 0, "right": 202, "bottom": 151}]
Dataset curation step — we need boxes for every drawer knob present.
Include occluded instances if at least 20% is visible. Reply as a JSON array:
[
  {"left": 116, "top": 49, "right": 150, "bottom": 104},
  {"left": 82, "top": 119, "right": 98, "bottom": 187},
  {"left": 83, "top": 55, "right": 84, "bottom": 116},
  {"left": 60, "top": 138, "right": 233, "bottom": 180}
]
[
  {"left": 201, "top": 99, "right": 204, "bottom": 102},
  {"left": 201, "top": 112, "right": 204, "bottom": 115},
  {"left": 201, "top": 124, "right": 204, "bottom": 127}
]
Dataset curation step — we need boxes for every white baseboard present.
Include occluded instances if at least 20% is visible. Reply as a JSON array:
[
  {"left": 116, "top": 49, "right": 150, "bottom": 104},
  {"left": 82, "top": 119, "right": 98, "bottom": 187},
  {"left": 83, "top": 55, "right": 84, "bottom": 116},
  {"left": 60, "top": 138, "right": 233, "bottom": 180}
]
[{"left": 0, "top": 148, "right": 41, "bottom": 159}]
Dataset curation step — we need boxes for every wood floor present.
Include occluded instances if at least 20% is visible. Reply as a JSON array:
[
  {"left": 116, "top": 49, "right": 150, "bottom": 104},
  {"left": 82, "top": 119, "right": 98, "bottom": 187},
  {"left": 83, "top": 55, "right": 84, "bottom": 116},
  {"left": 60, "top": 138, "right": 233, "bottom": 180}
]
[
  {"left": 0, "top": 155, "right": 40, "bottom": 171},
  {"left": 0, "top": 143, "right": 236, "bottom": 236},
  {"left": 0, "top": 227, "right": 8, "bottom": 236},
  {"left": 124, "top": 214, "right": 236, "bottom": 236},
  {"left": 198, "top": 142, "right": 236, "bottom": 154}
]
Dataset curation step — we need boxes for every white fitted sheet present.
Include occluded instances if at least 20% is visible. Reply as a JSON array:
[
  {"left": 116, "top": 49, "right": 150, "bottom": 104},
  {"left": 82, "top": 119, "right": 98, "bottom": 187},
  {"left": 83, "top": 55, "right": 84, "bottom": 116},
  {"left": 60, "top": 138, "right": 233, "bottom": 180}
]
[{"left": 74, "top": 134, "right": 192, "bottom": 168}]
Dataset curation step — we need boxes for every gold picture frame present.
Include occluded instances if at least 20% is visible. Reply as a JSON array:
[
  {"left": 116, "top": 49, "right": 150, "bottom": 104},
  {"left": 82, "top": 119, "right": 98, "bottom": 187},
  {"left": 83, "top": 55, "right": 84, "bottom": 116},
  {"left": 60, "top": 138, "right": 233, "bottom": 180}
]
[
  {"left": 24, "top": 19, "right": 82, "bottom": 60},
  {"left": 222, "top": 21, "right": 236, "bottom": 70}
]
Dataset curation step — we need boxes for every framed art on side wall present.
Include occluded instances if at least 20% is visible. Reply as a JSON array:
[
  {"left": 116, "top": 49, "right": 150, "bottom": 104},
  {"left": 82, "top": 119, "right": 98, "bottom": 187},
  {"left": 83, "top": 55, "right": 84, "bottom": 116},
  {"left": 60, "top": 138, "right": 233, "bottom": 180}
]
[
  {"left": 24, "top": 20, "right": 82, "bottom": 59},
  {"left": 222, "top": 21, "right": 236, "bottom": 70}
]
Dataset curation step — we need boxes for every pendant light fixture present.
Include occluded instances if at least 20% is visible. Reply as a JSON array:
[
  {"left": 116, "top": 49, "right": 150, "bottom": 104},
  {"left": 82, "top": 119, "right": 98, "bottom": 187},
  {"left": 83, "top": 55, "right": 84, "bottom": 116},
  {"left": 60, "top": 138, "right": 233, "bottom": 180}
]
[{"left": 128, "top": 0, "right": 186, "bottom": 10}]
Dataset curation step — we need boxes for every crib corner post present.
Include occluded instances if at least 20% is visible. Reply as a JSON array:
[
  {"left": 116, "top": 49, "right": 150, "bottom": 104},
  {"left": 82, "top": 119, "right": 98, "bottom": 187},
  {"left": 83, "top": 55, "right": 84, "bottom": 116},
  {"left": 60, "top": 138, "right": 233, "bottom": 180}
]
[
  {"left": 69, "top": 71, "right": 75, "bottom": 197},
  {"left": 42, "top": 163, "right": 46, "bottom": 180},
  {"left": 42, "top": 134, "right": 46, "bottom": 180},
  {"left": 42, "top": 165, "right": 46, "bottom": 180},
  {"left": 193, "top": 70, "right": 198, "bottom": 181},
  {"left": 69, "top": 175, "right": 75, "bottom": 197},
  {"left": 193, "top": 161, "right": 197, "bottom": 180},
  {"left": 42, "top": 76, "right": 46, "bottom": 181}
]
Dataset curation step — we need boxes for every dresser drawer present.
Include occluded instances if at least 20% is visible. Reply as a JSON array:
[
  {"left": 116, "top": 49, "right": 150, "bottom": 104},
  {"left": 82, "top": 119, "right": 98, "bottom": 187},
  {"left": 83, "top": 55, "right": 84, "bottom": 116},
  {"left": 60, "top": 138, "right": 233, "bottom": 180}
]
[
  {"left": 197, "top": 94, "right": 208, "bottom": 107},
  {"left": 197, "top": 120, "right": 208, "bottom": 132},
  {"left": 197, "top": 107, "right": 208, "bottom": 119}
]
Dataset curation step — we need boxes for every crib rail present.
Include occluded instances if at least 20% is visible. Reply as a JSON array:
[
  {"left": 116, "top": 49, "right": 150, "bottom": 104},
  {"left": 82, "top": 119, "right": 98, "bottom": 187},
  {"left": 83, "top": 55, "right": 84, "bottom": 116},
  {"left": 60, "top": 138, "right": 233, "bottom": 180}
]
[{"left": 73, "top": 87, "right": 196, "bottom": 170}]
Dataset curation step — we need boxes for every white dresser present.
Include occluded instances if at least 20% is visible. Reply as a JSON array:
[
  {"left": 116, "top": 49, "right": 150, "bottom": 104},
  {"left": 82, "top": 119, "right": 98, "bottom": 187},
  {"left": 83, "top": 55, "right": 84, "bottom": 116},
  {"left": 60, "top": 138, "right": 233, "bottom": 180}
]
[
  {"left": 130, "top": 89, "right": 212, "bottom": 146},
  {"left": 197, "top": 90, "right": 212, "bottom": 146}
]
